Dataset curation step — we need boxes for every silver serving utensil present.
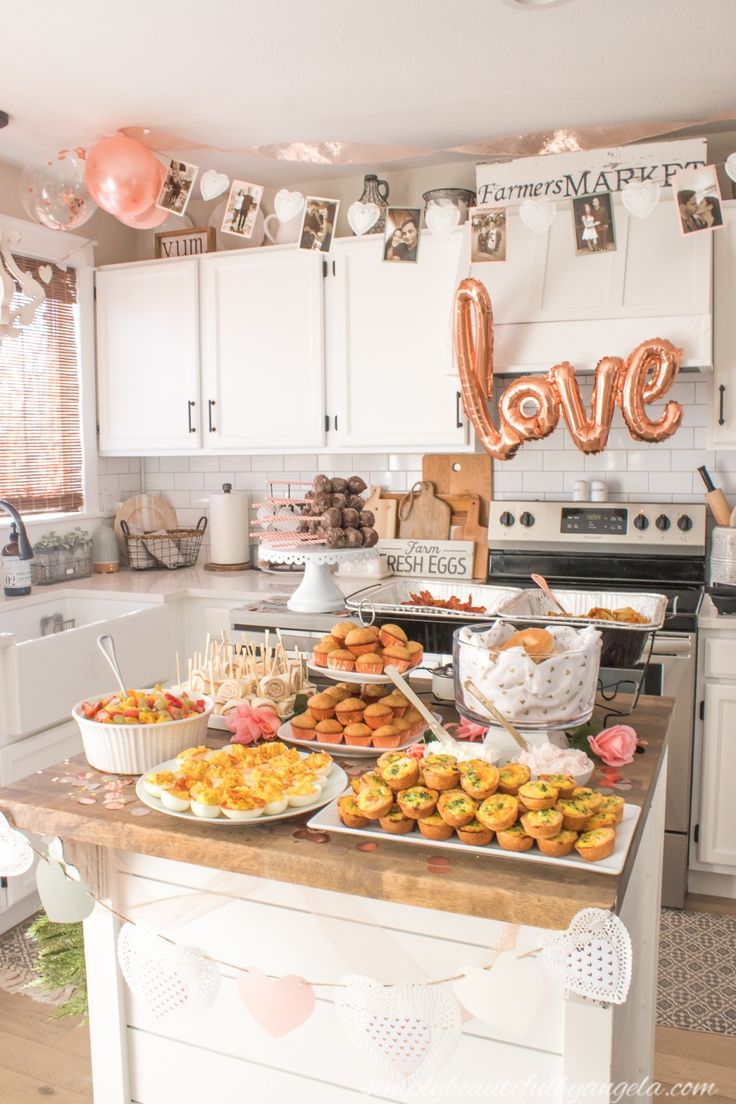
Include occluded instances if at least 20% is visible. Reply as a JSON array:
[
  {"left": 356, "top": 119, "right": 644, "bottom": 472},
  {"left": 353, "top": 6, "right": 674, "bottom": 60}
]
[
  {"left": 531, "top": 573, "right": 572, "bottom": 617},
  {"left": 463, "top": 678, "right": 530, "bottom": 754},
  {"left": 97, "top": 634, "right": 127, "bottom": 696}
]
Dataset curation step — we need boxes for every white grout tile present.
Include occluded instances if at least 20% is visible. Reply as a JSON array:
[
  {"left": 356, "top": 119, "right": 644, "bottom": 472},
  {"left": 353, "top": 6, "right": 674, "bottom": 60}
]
[
  {"left": 649, "top": 472, "right": 695, "bottom": 494},
  {"left": 226, "top": 456, "right": 253, "bottom": 471},
  {"left": 144, "top": 458, "right": 160, "bottom": 473},
  {"left": 283, "top": 454, "right": 316, "bottom": 471},
  {"left": 158, "top": 457, "right": 190, "bottom": 472},
  {"left": 542, "top": 449, "right": 584, "bottom": 471},
  {"left": 188, "top": 456, "right": 221, "bottom": 472},
  {"left": 492, "top": 470, "right": 524, "bottom": 492},
  {"left": 627, "top": 449, "right": 671, "bottom": 472},
  {"left": 522, "top": 471, "right": 564, "bottom": 493},
  {"left": 671, "top": 449, "right": 713, "bottom": 471},
  {"left": 141, "top": 473, "right": 168, "bottom": 490},
  {"left": 605, "top": 472, "right": 649, "bottom": 494},
  {"left": 583, "top": 450, "right": 627, "bottom": 472},
  {"left": 234, "top": 472, "right": 268, "bottom": 491},
  {"left": 174, "top": 472, "right": 205, "bottom": 490},
  {"left": 251, "top": 454, "right": 283, "bottom": 471},
  {"left": 388, "top": 454, "right": 423, "bottom": 471},
  {"left": 204, "top": 472, "right": 234, "bottom": 491}
]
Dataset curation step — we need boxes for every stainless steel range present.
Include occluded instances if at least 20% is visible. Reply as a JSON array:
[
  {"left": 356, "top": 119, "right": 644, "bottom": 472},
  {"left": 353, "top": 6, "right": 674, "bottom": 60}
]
[{"left": 487, "top": 499, "right": 707, "bottom": 909}]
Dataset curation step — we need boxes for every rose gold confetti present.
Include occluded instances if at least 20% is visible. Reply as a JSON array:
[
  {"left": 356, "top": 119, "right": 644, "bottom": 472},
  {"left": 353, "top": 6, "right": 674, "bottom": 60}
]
[
  {"left": 78, "top": 772, "right": 94, "bottom": 780},
  {"left": 130, "top": 806, "right": 151, "bottom": 816},
  {"left": 59, "top": 776, "right": 76, "bottom": 784},
  {"left": 77, "top": 796, "right": 96, "bottom": 805},
  {"left": 428, "top": 865, "right": 449, "bottom": 875},
  {"left": 357, "top": 842, "right": 378, "bottom": 852},
  {"left": 427, "top": 855, "right": 449, "bottom": 865},
  {"left": 307, "top": 832, "right": 330, "bottom": 844},
  {"left": 293, "top": 828, "right": 312, "bottom": 840},
  {"left": 105, "top": 802, "right": 125, "bottom": 810},
  {"left": 613, "top": 782, "right": 632, "bottom": 791}
]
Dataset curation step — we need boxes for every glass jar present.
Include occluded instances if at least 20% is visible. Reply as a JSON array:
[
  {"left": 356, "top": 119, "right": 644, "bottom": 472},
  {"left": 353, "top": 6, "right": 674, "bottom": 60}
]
[{"left": 355, "top": 174, "right": 390, "bottom": 235}]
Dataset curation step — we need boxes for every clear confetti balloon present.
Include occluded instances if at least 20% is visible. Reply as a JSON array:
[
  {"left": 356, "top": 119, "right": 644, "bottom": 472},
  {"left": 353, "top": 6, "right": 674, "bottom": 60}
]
[{"left": 20, "top": 147, "right": 97, "bottom": 231}]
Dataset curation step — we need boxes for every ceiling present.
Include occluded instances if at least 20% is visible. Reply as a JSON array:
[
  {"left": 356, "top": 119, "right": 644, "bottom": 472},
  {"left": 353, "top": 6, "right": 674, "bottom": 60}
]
[{"left": 2, "top": 0, "right": 736, "bottom": 184}]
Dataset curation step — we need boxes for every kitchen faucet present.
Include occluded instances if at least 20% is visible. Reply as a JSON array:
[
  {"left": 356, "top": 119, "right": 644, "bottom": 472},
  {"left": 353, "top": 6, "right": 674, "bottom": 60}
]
[{"left": 0, "top": 500, "right": 33, "bottom": 560}]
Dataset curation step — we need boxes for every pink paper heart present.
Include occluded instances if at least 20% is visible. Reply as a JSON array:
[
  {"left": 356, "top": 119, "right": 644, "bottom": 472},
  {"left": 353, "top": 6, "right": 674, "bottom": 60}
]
[{"left": 237, "top": 969, "right": 315, "bottom": 1037}]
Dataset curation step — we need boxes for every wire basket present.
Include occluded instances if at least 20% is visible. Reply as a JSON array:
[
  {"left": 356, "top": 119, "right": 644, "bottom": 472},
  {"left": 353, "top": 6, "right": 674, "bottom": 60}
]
[{"left": 121, "top": 517, "right": 207, "bottom": 571}]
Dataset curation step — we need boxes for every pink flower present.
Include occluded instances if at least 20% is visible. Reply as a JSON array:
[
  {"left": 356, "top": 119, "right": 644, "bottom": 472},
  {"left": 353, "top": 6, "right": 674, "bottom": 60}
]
[
  {"left": 406, "top": 743, "right": 427, "bottom": 761},
  {"left": 226, "top": 703, "right": 281, "bottom": 746},
  {"left": 588, "top": 725, "right": 637, "bottom": 768},
  {"left": 447, "top": 718, "right": 488, "bottom": 743}
]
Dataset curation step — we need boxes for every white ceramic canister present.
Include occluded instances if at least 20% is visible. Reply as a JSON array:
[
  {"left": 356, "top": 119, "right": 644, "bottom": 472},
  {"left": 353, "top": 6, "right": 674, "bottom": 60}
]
[
  {"left": 709, "top": 526, "right": 736, "bottom": 585},
  {"left": 208, "top": 483, "right": 250, "bottom": 566}
]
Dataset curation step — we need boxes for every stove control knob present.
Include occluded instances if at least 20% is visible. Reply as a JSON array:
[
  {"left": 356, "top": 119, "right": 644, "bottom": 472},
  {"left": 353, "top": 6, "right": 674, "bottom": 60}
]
[
  {"left": 633, "top": 514, "right": 649, "bottom": 531},
  {"left": 655, "top": 514, "right": 671, "bottom": 531},
  {"left": 499, "top": 511, "right": 515, "bottom": 527},
  {"left": 519, "top": 512, "right": 535, "bottom": 528},
  {"left": 677, "top": 514, "right": 693, "bottom": 532}
]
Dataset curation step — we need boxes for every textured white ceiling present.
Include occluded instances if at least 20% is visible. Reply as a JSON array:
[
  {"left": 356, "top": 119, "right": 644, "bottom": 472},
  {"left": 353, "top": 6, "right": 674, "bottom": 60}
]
[{"left": 1, "top": 0, "right": 735, "bottom": 183}]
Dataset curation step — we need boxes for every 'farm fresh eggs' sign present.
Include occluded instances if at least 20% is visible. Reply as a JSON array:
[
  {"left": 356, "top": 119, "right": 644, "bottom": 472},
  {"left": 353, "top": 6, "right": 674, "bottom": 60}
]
[{"left": 380, "top": 539, "right": 473, "bottom": 580}]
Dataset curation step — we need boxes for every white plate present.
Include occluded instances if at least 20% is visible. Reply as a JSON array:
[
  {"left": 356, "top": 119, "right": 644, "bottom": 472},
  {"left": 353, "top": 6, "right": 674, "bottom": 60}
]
[
  {"left": 307, "top": 661, "right": 418, "bottom": 686},
  {"left": 277, "top": 715, "right": 443, "bottom": 758},
  {"left": 308, "top": 801, "right": 641, "bottom": 876},
  {"left": 114, "top": 494, "right": 179, "bottom": 559},
  {"left": 134, "top": 753, "right": 348, "bottom": 825}
]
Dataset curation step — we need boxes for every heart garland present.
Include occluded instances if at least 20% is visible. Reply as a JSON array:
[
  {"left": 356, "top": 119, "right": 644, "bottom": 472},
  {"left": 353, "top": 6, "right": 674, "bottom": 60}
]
[
  {"left": 453, "top": 951, "right": 545, "bottom": 1036},
  {"left": 118, "top": 923, "right": 220, "bottom": 1024},
  {"left": 200, "top": 169, "right": 230, "bottom": 202},
  {"left": 347, "top": 201, "right": 380, "bottom": 236},
  {"left": 237, "top": 969, "right": 315, "bottom": 1036},
  {"left": 335, "top": 974, "right": 461, "bottom": 1087},
  {"left": 541, "top": 907, "right": 632, "bottom": 1005},
  {"left": 36, "top": 857, "right": 94, "bottom": 923},
  {"left": 725, "top": 153, "right": 736, "bottom": 183},
  {"left": 519, "top": 198, "right": 557, "bottom": 235},
  {"left": 621, "top": 180, "right": 661, "bottom": 220},
  {"left": 425, "top": 202, "right": 460, "bottom": 237},
  {"left": 38, "top": 264, "right": 53, "bottom": 284},
  {"left": 274, "top": 188, "right": 306, "bottom": 223}
]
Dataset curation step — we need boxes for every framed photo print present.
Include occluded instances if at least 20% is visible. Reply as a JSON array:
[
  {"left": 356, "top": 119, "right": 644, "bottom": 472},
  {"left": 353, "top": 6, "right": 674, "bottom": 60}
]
[
  {"left": 221, "top": 180, "right": 265, "bottom": 239},
  {"left": 470, "top": 206, "right": 507, "bottom": 263},
  {"left": 571, "top": 192, "right": 616, "bottom": 255},
  {"left": 156, "top": 159, "right": 199, "bottom": 217},
  {"left": 154, "top": 226, "right": 216, "bottom": 260},
  {"left": 674, "top": 165, "right": 724, "bottom": 236},
  {"left": 383, "top": 207, "right": 421, "bottom": 263},
  {"left": 298, "top": 197, "right": 340, "bottom": 253}
]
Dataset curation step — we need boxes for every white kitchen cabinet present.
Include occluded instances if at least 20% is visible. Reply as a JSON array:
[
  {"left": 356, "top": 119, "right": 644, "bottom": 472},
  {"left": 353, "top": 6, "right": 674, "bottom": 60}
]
[
  {"left": 327, "top": 234, "right": 470, "bottom": 450},
  {"left": 200, "top": 250, "right": 326, "bottom": 451},
  {"left": 698, "top": 682, "right": 736, "bottom": 868},
  {"left": 712, "top": 202, "right": 736, "bottom": 446},
  {"left": 97, "top": 259, "right": 201, "bottom": 454}
]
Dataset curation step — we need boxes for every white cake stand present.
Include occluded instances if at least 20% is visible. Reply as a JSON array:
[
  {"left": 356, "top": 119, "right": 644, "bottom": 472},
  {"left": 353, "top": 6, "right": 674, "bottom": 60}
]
[{"left": 259, "top": 543, "right": 379, "bottom": 613}]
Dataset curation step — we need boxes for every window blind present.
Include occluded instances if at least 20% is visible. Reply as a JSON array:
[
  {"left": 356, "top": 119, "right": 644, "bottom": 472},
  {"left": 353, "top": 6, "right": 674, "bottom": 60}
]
[{"left": 0, "top": 257, "right": 84, "bottom": 516}]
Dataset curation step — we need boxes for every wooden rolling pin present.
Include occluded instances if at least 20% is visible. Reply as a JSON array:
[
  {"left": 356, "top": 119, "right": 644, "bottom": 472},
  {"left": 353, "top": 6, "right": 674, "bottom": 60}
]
[{"left": 697, "top": 466, "right": 731, "bottom": 526}]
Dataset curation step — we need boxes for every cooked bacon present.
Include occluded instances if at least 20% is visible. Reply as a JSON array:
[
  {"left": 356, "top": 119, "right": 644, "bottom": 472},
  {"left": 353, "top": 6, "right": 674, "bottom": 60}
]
[{"left": 403, "top": 589, "right": 487, "bottom": 614}]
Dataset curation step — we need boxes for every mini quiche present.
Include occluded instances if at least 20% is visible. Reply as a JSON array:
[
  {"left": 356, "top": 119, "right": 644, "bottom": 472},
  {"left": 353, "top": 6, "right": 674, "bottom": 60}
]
[
  {"left": 455, "top": 819, "right": 493, "bottom": 846},
  {"left": 517, "top": 780, "right": 559, "bottom": 811},
  {"left": 555, "top": 799, "right": 592, "bottom": 832},
  {"left": 378, "top": 803, "right": 416, "bottom": 835},
  {"left": 571, "top": 787, "right": 603, "bottom": 813},
  {"left": 437, "top": 788, "right": 478, "bottom": 828},
  {"left": 476, "top": 793, "right": 519, "bottom": 831},
  {"left": 497, "top": 762, "right": 531, "bottom": 794},
  {"left": 418, "top": 811, "right": 454, "bottom": 840},
  {"left": 584, "top": 810, "right": 618, "bottom": 831},
  {"left": 421, "top": 753, "right": 460, "bottom": 791},
  {"left": 538, "top": 773, "right": 576, "bottom": 798},
  {"left": 599, "top": 794, "right": 625, "bottom": 824},
  {"left": 355, "top": 784, "right": 394, "bottom": 819},
  {"left": 458, "top": 759, "right": 499, "bottom": 800},
  {"left": 351, "top": 770, "right": 384, "bottom": 794},
  {"left": 496, "top": 823, "right": 535, "bottom": 852},
  {"left": 575, "top": 827, "right": 616, "bottom": 862},
  {"left": 377, "top": 750, "right": 408, "bottom": 771},
  {"left": 396, "top": 786, "right": 440, "bottom": 820},
  {"left": 379, "top": 755, "right": 420, "bottom": 791},
  {"left": 338, "top": 794, "right": 371, "bottom": 829},
  {"left": 536, "top": 829, "right": 578, "bottom": 857},
  {"left": 520, "top": 807, "right": 564, "bottom": 840}
]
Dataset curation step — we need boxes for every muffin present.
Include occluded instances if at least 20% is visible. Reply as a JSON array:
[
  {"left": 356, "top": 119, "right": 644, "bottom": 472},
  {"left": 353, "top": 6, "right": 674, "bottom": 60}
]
[
  {"left": 379, "top": 755, "right": 420, "bottom": 791},
  {"left": 345, "top": 627, "right": 380, "bottom": 657},
  {"left": 477, "top": 793, "right": 519, "bottom": 831},
  {"left": 331, "top": 621, "right": 359, "bottom": 643},
  {"left": 378, "top": 623, "right": 408, "bottom": 649},
  {"left": 397, "top": 786, "right": 439, "bottom": 820},
  {"left": 575, "top": 827, "right": 616, "bottom": 862},
  {"left": 497, "top": 763, "right": 532, "bottom": 795},
  {"left": 536, "top": 829, "right": 578, "bottom": 857},
  {"left": 456, "top": 819, "right": 493, "bottom": 846},
  {"left": 307, "top": 692, "right": 336, "bottom": 721},
  {"left": 343, "top": 723, "right": 374, "bottom": 747},
  {"left": 406, "top": 641, "right": 424, "bottom": 667},
  {"left": 371, "top": 724, "right": 401, "bottom": 749},
  {"left": 382, "top": 644, "right": 412, "bottom": 674},
  {"left": 362, "top": 683, "right": 390, "bottom": 702},
  {"left": 517, "top": 780, "right": 559, "bottom": 811},
  {"left": 315, "top": 719, "right": 344, "bottom": 744},
  {"left": 421, "top": 754, "right": 460, "bottom": 792},
  {"left": 403, "top": 707, "right": 426, "bottom": 737},
  {"left": 382, "top": 691, "right": 409, "bottom": 718},
  {"left": 363, "top": 702, "right": 393, "bottom": 730},
  {"left": 437, "top": 789, "right": 478, "bottom": 828},
  {"left": 338, "top": 794, "right": 371, "bottom": 829},
  {"left": 392, "top": 718, "right": 412, "bottom": 741},
  {"left": 356, "top": 651, "right": 384, "bottom": 675},
  {"left": 520, "top": 808, "right": 564, "bottom": 840},
  {"left": 459, "top": 760, "right": 499, "bottom": 800},
  {"left": 290, "top": 712, "right": 316, "bottom": 741},
  {"left": 418, "top": 811, "right": 454, "bottom": 840},
  {"left": 326, "top": 649, "right": 356, "bottom": 673},
  {"left": 335, "top": 697, "right": 366, "bottom": 725},
  {"left": 324, "top": 683, "right": 353, "bottom": 703},
  {"left": 496, "top": 823, "right": 535, "bottom": 852},
  {"left": 379, "top": 804, "right": 415, "bottom": 835},
  {"left": 538, "top": 773, "right": 576, "bottom": 798},
  {"left": 313, "top": 637, "right": 340, "bottom": 667}
]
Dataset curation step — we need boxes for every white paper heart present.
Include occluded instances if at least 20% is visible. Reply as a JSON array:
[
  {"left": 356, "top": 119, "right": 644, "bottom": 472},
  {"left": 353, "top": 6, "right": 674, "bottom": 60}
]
[
  {"left": 336, "top": 974, "right": 461, "bottom": 1087},
  {"left": 454, "top": 952, "right": 545, "bottom": 1035},
  {"left": 38, "top": 264, "right": 53, "bottom": 284},
  {"left": 725, "top": 153, "right": 736, "bottom": 184},
  {"left": 541, "top": 907, "right": 632, "bottom": 1005},
  {"left": 200, "top": 169, "right": 230, "bottom": 202},
  {"left": 621, "top": 180, "right": 661, "bottom": 219},
  {"left": 348, "top": 201, "right": 380, "bottom": 236},
  {"left": 425, "top": 202, "right": 460, "bottom": 237},
  {"left": 117, "top": 923, "right": 220, "bottom": 1024},
  {"left": 36, "top": 857, "right": 94, "bottom": 922},
  {"left": 519, "top": 198, "right": 557, "bottom": 235},
  {"left": 274, "top": 188, "right": 306, "bottom": 223},
  {"left": 0, "top": 827, "right": 34, "bottom": 877}
]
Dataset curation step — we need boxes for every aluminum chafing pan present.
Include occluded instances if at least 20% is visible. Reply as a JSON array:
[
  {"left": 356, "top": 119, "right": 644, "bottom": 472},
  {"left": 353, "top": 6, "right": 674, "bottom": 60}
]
[
  {"left": 497, "top": 588, "right": 668, "bottom": 667},
  {"left": 345, "top": 578, "right": 524, "bottom": 623}
]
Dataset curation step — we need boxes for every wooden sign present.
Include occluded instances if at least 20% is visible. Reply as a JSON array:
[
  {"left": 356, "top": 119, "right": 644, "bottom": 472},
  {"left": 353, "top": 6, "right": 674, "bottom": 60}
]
[
  {"left": 379, "top": 538, "right": 474, "bottom": 580},
  {"left": 154, "top": 226, "right": 216, "bottom": 259}
]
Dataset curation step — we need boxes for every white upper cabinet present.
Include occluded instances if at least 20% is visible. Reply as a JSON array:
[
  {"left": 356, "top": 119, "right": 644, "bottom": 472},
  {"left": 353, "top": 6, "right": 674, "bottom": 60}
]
[
  {"left": 327, "top": 234, "right": 469, "bottom": 450},
  {"left": 712, "top": 202, "right": 736, "bottom": 447},
  {"left": 200, "top": 250, "right": 326, "bottom": 451},
  {"left": 97, "top": 259, "right": 200, "bottom": 454}
]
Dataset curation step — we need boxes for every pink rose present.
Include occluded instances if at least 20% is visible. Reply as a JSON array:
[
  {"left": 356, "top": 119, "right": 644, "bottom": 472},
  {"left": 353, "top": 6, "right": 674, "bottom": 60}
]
[
  {"left": 226, "top": 703, "right": 281, "bottom": 745},
  {"left": 588, "top": 725, "right": 637, "bottom": 767},
  {"left": 447, "top": 718, "right": 488, "bottom": 743}
]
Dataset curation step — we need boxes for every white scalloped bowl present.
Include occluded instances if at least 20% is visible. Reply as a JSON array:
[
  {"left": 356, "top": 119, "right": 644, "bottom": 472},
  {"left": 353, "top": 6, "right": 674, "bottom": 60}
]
[{"left": 72, "top": 693, "right": 214, "bottom": 775}]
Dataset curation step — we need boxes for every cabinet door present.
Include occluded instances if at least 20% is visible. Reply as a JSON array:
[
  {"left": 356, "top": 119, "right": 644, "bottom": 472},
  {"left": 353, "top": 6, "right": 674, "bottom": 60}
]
[
  {"left": 712, "top": 203, "right": 736, "bottom": 446},
  {"left": 200, "top": 250, "right": 326, "bottom": 451},
  {"left": 699, "top": 682, "right": 736, "bottom": 867},
  {"left": 96, "top": 259, "right": 200, "bottom": 453},
  {"left": 328, "top": 234, "right": 469, "bottom": 451}
]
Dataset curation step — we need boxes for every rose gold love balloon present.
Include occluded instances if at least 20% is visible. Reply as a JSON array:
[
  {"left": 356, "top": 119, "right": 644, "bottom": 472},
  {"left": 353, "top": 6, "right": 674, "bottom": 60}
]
[
  {"left": 118, "top": 160, "right": 168, "bottom": 228},
  {"left": 85, "top": 135, "right": 162, "bottom": 219},
  {"left": 548, "top": 356, "right": 624, "bottom": 454},
  {"left": 498, "top": 375, "right": 559, "bottom": 443},
  {"left": 453, "top": 278, "right": 522, "bottom": 461},
  {"left": 619, "top": 338, "right": 683, "bottom": 443}
]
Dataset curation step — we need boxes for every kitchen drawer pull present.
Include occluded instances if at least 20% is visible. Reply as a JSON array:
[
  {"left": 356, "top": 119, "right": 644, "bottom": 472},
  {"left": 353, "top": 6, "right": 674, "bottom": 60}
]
[
  {"left": 455, "top": 390, "right": 463, "bottom": 429},
  {"left": 719, "top": 384, "right": 726, "bottom": 426},
  {"left": 208, "top": 399, "right": 216, "bottom": 433},
  {"left": 187, "top": 400, "right": 196, "bottom": 433}
]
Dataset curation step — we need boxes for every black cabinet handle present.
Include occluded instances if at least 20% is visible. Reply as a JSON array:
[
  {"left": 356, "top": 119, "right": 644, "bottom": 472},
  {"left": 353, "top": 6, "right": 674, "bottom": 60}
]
[
  {"left": 334, "top": 415, "right": 339, "bottom": 431},
  {"left": 208, "top": 399, "right": 216, "bottom": 433},
  {"left": 324, "top": 413, "right": 330, "bottom": 433},
  {"left": 719, "top": 384, "right": 726, "bottom": 427},
  {"left": 455, "top": 390, "right": 463, "bottom": 429},
  {"left": 187, "top": 400, "right": 196, "bottom": 433}
]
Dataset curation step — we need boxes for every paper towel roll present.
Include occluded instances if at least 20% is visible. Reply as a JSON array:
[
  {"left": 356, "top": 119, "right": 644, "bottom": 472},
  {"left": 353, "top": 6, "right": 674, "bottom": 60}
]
[{"left": 208, "top": 485, "right": 250, "bottom": 565}]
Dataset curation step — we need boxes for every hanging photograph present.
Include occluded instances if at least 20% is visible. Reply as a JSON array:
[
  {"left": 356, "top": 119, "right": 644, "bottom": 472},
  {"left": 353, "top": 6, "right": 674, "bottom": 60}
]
[
  {"left": 155, "top": 159, "right": 199, "bottom": 217},
  {"left": 470, "top": 205, "right": 507, "bottom": 262},
  {"left": 298, "top": 196, "right": 340, "bottom": 253},
  {"left": 674, "top": 165, "right": 724, "bottom": 236},
  {"left": 571, "top": 192, "right": 617, "bottom": 255},
  {"left": 221, "top": 179, "right": 264, "bottom": 239},
  {"left": 383, "top": 207, "right": 421, "bottom": 263}
]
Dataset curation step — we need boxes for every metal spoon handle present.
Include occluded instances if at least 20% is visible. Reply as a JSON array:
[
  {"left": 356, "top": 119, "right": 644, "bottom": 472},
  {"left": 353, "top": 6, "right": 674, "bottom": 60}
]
[
  {"left": 531, "top": 573, "right": 571, "bottom": 617},
  {"left": 383, "top": 665, "right": 455, "bottom": 749},
  {"left": 463, "top": 678, "right": 530, "bottom": 753},
  {"left": 97, "top": 634, "right": 127, "bottom": 696}
]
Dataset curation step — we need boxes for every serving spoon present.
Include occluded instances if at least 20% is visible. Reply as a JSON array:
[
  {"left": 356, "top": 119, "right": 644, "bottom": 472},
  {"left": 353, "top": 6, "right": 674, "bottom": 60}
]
[
  {"left": 463, "top": 678, "right": 530, "bottom": 754},
  {"left": 531, "top": 573, "right": 571, "bottom": 617},
  {"left": 383, "top": 664, "right": 457, "bottom": 750},
  {"left": 97, "top": 634, "right": 127, "bottom": 696}
]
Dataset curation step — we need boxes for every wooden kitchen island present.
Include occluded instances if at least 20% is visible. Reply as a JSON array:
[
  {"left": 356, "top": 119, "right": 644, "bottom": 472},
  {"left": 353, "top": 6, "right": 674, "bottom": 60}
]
[{"left": 0, "top": 698, "right": 673, "bottom": 1104}]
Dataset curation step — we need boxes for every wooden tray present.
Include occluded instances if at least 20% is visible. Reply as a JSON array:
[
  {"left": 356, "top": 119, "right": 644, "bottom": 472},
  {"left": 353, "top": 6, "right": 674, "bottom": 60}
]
[{"left": 380, "top": 491, "right": 487, "bottom": 579}]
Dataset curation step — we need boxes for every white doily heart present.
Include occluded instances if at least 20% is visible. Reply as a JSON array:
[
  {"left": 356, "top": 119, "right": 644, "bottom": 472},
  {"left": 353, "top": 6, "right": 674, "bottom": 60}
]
[
  {"left": 274, "top": 188, "right": 306, "bottom": 223},
  {"left": 38, "top": 264, "right": 53, "bottom": 284},
  {"left": 335, "top": 975, "right": 461, "bottom": 1087},
  {"left": 200, "top": 170, "right": 230, "bottom": 202},
  {"left": 36, "top": 857, "right": 94, "bottom": 922},
  {"left": 117, "top": 923, "right": 220, "bottom": 1024},
  {"left": 425, "top": 202, "right": 460, "bottom": 237},
  {"left": 725, "top": 153, "right": 736, "bottom": 184},
  {"left": 541, "top": 907, "right": 632, "bottom": 1005},
  {"left": 0, "top": 826, "right": 34, "bottom": 878},
  {"left": 454, "top": 952, "right": 545, "bottom": 1036},
  {"left": 519, "top": 198, "right": 556, "bottom": 235},
  {"left": 348, "top": 201, "right": 380, "bottom": 236},
  {"left": 621, "top": 180, "right": 661, "bottom": 219}
]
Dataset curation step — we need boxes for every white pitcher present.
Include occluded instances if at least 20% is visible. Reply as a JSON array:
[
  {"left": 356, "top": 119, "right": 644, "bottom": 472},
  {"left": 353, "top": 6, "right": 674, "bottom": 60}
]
[{"left": 264, "top": 210, "right": 302, "bottom": 244}]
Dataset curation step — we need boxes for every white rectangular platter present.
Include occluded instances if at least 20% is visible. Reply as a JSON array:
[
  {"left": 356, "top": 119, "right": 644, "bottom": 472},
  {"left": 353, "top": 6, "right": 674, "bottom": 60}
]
[{"left": 308, "top": 800, "right": 641, "bottom": 876}]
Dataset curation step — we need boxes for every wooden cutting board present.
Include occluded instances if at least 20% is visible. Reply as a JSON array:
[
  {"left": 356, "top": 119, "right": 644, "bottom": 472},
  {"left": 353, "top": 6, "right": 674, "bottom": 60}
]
[
  {"left": 397, "top": 481, "right": 452, "bottom": 541},
  {"left": 422, "top": 454, "right": 492, "bottom": 526},
  {"left": 382, "top": 491, "right": 487, "bottom": 578},
  {"left": 363, "top": 486, "right": 398, "bottom": 539}
]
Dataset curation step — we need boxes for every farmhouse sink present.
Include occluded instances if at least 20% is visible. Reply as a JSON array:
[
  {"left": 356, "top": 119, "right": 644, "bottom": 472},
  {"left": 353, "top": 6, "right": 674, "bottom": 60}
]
[{"left": 0, "top": 592, "right": 174, "bottom": 743}]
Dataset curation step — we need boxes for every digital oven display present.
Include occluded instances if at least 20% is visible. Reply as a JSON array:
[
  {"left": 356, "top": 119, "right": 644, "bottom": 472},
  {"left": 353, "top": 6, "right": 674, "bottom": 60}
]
[{"left": 560, "top": 507, "right": 628, "bottom": 535}]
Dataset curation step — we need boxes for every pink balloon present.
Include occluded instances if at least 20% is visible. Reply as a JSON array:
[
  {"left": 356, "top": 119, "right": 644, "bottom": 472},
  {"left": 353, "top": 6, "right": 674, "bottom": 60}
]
[
  {"left": 118, "top": 161, "right": 168, "bottom": 228},
  {"left": 85, "top": 135, "right": 161, "bottom": 218}
]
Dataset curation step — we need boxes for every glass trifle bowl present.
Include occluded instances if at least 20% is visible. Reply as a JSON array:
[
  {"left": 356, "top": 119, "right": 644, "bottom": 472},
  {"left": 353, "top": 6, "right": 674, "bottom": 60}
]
[{"left": 453, "top": 620, "right": 602, "bottom": 736}]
